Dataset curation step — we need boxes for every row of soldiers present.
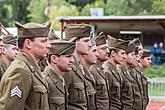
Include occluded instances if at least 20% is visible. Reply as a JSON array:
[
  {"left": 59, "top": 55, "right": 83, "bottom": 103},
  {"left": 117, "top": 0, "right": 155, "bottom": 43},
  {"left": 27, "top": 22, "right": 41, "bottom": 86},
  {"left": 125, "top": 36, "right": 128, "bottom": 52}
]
[{"left": 0, "top": 21, "right": 151, "bottom": 110}]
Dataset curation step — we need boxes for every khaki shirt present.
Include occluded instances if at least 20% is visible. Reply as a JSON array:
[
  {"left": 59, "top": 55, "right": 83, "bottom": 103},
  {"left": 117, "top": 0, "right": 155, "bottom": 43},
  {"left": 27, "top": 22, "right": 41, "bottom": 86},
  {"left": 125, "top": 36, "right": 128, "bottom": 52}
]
[
  {"left": 129, "top": 67, "right": 143, "bottom": 110},
  {"left": 0, "top": 59, "right": 8, "bottom": 81},
  {"left": 84, "top": 67, "right": 96, "bottom": 110},
  {"left": 134, "top": 67, "right": 149, "bottom": 110},
  {"left": 90, "top": 64, "right": 110, "bottom": 110},
  {"left": 63, "top": 57, "right": 87, "bottom": 110},
  {"left": 102, "top": 61, "right": 122, "bottom": 110},
  {"left": 44, "top": 66, "right": 67, "bottom": 110},
  {"left": 0, "top": 52, "right": 49, "bottom": 110},
  {"left": 117, "top": 65, "right": 134, "bottom": 110}
]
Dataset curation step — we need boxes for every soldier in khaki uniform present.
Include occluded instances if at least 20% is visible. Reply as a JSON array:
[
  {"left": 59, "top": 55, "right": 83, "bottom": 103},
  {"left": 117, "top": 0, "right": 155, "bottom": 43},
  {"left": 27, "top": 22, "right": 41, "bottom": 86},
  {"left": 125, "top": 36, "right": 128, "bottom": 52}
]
[
  {"left": 102, "top": 36, "right": 128, "bottom": 110},
  {"left": 131, "top": 38, "right": 144, "bottom": 110},
  {"left": 44, "top": 40, "right": 75, "bottom": 110},
  {"left": 63, "top": 24, "right": 92, "bottom": 110},
  {"left": 0, "top": 22, "right": 51, "bottom": 110},
  {"left": 117, "top": 41, "right": 136, "bottom": 110},
  {"left": 82, "top": 40, "right": 98, "bottom": 110},
  {"left": 90, "top": 32, "right": 110, "bottom": 110},
  {"left": 0, "top": 35, "right": 18, "bottom": 80},
  {"left": 38, "top": 29, "right": 60, "bottom": 72},
  {"left": 138, "top": 49, "right": 151, "bottom": 110}
]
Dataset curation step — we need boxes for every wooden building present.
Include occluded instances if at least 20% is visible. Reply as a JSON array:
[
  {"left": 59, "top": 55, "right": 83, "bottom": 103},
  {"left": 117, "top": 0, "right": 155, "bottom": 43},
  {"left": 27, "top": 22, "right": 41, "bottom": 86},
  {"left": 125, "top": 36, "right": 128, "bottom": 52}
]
[{"left": 57, "top": 15, "right": 165, "bottom": 47}]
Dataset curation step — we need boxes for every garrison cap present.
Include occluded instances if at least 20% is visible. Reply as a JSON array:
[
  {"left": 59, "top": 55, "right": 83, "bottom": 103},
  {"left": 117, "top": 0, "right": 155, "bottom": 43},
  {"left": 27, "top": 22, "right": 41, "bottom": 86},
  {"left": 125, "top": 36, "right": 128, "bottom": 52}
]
[
  {"left": 2, "top": 34, "right": 17, "bottom": 46},
  {"left": 49, "top": 40, "right": 75, "bottom": 55},
  {"left": 131, "top": 38, "right": 141, "bottom": 47},
  {"left": 15, "top": 22, "right": 50, "bottom": 38},
  {"left": 126, "top": 41, "right": 136, "bottom": 54},
  {"left": 64, "top": 24, "right": 92, "bottom": 39},
  {"left": 107, "top": 35, "right": 128, "bottom": 51},
  {"left": 95, "top": 32, "right": 107, "bottom": 46},
  {"left": 142, "top": 49, "right": 150, "bottom": 58},
  {"left": 49, "top": 30, "right": 60, "bottom": 41}
]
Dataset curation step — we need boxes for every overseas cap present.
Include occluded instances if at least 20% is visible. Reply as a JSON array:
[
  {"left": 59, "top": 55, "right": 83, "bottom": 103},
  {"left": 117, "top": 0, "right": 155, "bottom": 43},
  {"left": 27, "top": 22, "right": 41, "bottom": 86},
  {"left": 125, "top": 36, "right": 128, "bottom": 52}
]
[
  {"left": 126, "top": 41, "right": 136, "bottom": 54},
  {"left": 107, "top": 35, "right": 128, "bottom": 51},
  {"left": 95, "top": 32, "right": 107, "bottom": 46},
  {"left": 15, "top": 22, "right": 50, "bottom": 38},
  {"left": 131, "top": 38, "right": 141, "bottom": 47},
  {"left": 64, "top": 24, "right": 92, "bottom": 39},
  {"left": 48, "top": 30, "right": 60, "bottom": 41},
  {"left": 49, "top": 40, "right": 75, "bottom": 55},
  {"left": 2, "top": 34, "right": 17, "bottom": 46},
  {"left": 142, "top": 49, "right": 150, "bottom": 58}
]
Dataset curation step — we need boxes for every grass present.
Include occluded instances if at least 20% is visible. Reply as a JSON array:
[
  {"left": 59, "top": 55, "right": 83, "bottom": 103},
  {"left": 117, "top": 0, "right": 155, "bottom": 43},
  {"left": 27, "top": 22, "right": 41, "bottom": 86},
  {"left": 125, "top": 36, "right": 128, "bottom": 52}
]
[{"left": 145, "top": 65, "right": 165, "bottom": 78}]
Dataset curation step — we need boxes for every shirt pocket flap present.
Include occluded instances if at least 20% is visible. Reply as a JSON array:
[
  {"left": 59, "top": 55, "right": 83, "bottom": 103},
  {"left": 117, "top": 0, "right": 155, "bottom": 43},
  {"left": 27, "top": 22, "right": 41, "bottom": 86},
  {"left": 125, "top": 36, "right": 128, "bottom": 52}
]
[
  {"left": 97, "top": 79, "right": 106, "bottom": 85},
  {"left": 33, "top": 85, "right": 47, "bottom": 94},
  {"left": 50, "top": 97, "right": 65, "bottom": 105},
  {"left": 73, "top": 83, "right": 84, "bottom": 90}
]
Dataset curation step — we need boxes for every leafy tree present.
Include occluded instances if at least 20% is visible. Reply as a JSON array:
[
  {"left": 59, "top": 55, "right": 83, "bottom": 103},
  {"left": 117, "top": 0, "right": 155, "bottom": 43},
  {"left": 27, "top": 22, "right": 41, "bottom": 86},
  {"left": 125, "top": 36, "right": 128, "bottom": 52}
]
[
  {"left": 28, "top": 0, "right": 48, "bottom": 23},
  {"left": 48, "top": 3, "right": 79, "bottom": 30},
  {"left": 81, "top": 0, "right": 105, "bottom": 16},
  {"left": 0, "top": 0, "right": 31, "bottom": 26},
  {"left": 66, "top": 0, "right": 95, "bottom": 9},
  {"left": 151, "top": 0, "right": 165, "bottom": 15}
]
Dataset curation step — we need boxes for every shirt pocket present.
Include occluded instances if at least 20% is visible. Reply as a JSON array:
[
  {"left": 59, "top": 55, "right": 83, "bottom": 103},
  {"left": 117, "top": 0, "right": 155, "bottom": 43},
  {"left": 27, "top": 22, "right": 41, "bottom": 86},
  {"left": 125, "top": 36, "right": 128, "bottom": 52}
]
[
  {"left": 96, "top": 79, "right": 107, "bottom": 96},
  {"left": 70, "top": 83, "right": 86, "bottom": 103},
  {"left": 112, "top": 83, "right": 120, "bottom": 99},
  {"left": 50, "top": 97, "right": 65, "bottom": 110},
  {"left": 32, "top": 85, "right": 48, "bottom": 109},
  {"left": 123, "top": 82, "right": 132, "bottom": 96}
]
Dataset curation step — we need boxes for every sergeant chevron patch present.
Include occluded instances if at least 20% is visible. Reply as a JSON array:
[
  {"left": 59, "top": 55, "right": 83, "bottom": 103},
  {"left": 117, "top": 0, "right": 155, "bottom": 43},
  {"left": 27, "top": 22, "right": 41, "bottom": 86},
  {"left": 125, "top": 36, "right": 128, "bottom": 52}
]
[{"left": 11, "top": 86, "right": 22, "bottom": 98}]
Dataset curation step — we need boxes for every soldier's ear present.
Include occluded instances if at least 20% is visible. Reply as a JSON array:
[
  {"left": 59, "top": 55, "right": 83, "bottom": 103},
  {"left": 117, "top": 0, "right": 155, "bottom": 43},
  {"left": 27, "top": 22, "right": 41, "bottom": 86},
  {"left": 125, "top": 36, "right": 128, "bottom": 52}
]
[
  {"left": 24, "top": 39, "right": 33, "bottom": 49},
  {"left": 51, "top": 55, "right": 58, "bottom": 64}
]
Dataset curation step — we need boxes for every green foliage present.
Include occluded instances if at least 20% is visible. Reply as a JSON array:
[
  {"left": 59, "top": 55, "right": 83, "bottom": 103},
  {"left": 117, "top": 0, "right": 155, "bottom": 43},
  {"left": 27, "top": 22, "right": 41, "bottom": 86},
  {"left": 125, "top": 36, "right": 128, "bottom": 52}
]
[
  {"left": 48, "top": 3, "right": 79, "bottom": 30},
  {"left": 28, "top": 0, "right": 48, "bottom": 23},
  {"left": 151, "top": 0, "right": 165, "bottom": 15},
  {"left": 81, "top": 0, "right": 105, "bottom": 16},
  {"left": 145, "top": 65, "right": 165, "bottom": 78},
  {"left": 0, "top": 0, "right": 30, "bottom": 26},
  {"left": 66, "top": 0, "right": 95, "bottom": 8},
  {"left": 28, "top": 0, "right": 79, "bottom": 30}
]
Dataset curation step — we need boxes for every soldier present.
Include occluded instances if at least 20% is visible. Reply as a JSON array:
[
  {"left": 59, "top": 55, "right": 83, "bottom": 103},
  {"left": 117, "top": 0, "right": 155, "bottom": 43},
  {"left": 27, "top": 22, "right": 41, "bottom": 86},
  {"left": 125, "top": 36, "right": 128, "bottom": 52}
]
[
  {"left": 117, "top": 41, "right": 136, "bottom": 110},
  {"left": 44, "top": 40, "right": 75, "bottom": 110},
  {"left": 0, "top": 35, "right": 18, "bottom": 80},
  {"left": 0, "top": 22, "right": 51, "bottom": 110},
  {"left": 102, "top": 36, "right": 128, "bottom": 110},
  {"left": 90, "top": 32, "right": 111, "bottom": 110},
  {"left": 138, "top": 49, "right": 151, "bottom": 110},
  {"left": 63, "top": 24, "right": 92, "bottom": 110},
  {"left": 38, "top": 30, "right": 60, "bottom": 72},
  {"left": 82, "top": 41, "right": 98, "bottom": 110},
  {"left": 131, "top": 38, "right": 144, "bottom": 110}
]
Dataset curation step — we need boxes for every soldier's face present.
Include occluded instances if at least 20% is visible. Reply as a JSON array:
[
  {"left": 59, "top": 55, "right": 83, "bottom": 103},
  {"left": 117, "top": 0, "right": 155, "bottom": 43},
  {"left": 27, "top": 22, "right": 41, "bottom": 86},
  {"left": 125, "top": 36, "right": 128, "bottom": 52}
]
[
  {"left": 76, "top": 37, "right": 92, "bottom": 55},
  {"left": 138, "top": 44, "right": 143, "bottom": 57},
  {"left": 4, "top": 44, "right": 18, "bottom": 61},
  {"left": 114, "top": 49, "right": 126, "bottom": 65},
  {"left": 56, "top": 54, "right": 74, "bottom": 73},
  {"left": 141, "top": 56, "right": 151, "bottom": 68},
  {"left": 83, "top": 45, "right": 98, "bottom": 66},
  {"left": 126, "top": 52, "right": 136, "bottom": 66},
  {"left": 96, "top": 44, "right": 109, "bottom": 62},
  {"left": 31, "top": 37, "right": 51, "bottom": 59}
]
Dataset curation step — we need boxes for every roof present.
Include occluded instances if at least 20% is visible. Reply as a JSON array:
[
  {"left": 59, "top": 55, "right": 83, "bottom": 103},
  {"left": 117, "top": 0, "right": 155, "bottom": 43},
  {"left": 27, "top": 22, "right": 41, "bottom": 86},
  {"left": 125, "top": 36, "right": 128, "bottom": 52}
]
[
  {"left": 57, "top": 16, "right": 165, "bottom": 34},
  {"left": 57, "top": 15, "right": 165, "bottom": 22}
]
